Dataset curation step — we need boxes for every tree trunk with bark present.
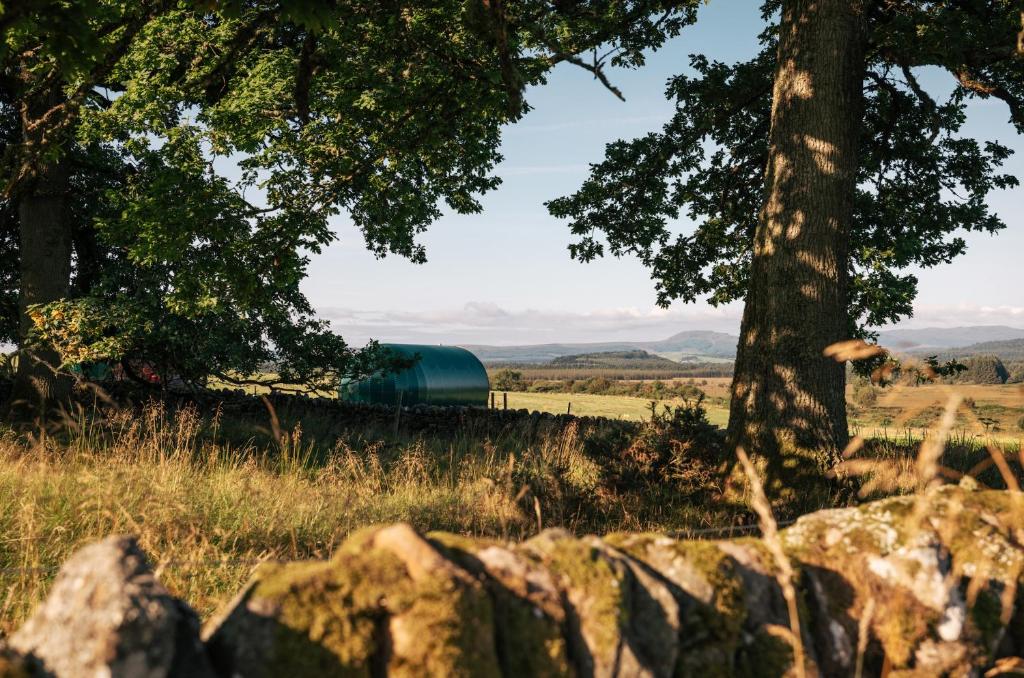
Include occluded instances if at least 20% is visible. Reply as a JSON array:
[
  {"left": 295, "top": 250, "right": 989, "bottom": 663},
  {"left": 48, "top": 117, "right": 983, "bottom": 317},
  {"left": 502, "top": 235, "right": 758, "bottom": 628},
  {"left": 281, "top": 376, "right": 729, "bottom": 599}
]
[
  {"left": 8, "top": 83, "right": 73, "bottom": 418},
  {"left": 726, "top": 0, "right": 868, "bottom": 489}
]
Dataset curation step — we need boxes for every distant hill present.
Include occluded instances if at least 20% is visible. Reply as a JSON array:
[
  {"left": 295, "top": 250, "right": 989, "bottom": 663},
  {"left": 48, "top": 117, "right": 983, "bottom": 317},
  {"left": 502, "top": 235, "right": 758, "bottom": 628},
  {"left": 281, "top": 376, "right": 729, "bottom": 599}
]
[
  {"left": 549, "top": 350, "right": 684, "bottom": 370},
  {"left": 462, "top": 325, "right": 1024, "bottom": 364},
  {"left": 879, "top": 325, "right": 1024, "bottom": 352},
  {"left": 926, "top": 338, "right": 1024, "bottom": 363},
  {"left": 462, "top": 330, "right": 738, "bottom": 364}
]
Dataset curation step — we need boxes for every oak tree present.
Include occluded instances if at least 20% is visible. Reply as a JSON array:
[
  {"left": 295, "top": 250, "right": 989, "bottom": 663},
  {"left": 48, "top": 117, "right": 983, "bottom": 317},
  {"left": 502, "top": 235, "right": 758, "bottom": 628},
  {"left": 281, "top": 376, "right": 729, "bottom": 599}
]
[
  {"left": 0, "top": 1, "right": 698, "bottom": 411},
  {"left": 549, "top": 0, "right": 1024, "bottom": 481}
]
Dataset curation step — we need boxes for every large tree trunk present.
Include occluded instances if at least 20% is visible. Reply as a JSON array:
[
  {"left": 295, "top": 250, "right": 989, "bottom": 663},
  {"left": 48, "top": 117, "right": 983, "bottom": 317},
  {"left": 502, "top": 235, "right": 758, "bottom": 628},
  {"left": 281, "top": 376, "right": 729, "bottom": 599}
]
[
  {"left": 726, "top": 0, "right": 867, "bottom": 489},
  {"left": 8, "top": 84, "right": 73, "bottom": 418}
]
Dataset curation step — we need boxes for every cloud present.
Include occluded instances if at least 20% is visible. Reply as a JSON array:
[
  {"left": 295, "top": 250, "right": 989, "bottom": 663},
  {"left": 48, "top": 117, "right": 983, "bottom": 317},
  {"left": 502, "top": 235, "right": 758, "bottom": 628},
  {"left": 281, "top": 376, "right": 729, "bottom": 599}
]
[
  {"left": 896, "top": 304, "right": 1024, "bottom": 328},
  {"left": 317, "top": 301, "right": 1024, "bottom": 348},
  {"left": 317, "top": 302, "right": 743, "bottom": 346}
]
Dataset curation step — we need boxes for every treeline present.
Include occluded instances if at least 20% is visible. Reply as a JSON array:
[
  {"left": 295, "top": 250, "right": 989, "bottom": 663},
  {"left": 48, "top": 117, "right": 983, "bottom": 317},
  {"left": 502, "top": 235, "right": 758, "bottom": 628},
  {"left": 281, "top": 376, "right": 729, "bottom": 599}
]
[
  {"left": 486, "top": 363, "right": 734, "bottom": 382},
  {"left": 945, "top": 355, "right": 1023, "bottom": 385},
  {"left": 490, "top": 369, "right": 708, "bottom": 400}
]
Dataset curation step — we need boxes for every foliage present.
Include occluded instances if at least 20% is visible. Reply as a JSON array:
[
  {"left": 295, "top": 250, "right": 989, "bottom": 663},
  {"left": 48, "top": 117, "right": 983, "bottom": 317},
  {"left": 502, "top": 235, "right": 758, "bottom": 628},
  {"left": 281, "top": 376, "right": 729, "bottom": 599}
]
[
  {"left": 951, "top": 355, "right": 1011, "bottom": 385},
  {"left": 0, "top": 394, "right": 741, "bottom": 630},
  {"left": 499, "top": 372, "right": 709, "bottom": 401},
  {"left": 851, "top": 379, "right": 879, "bottom": 408},
  {"left": 0, "top": 0, "right": 702, "bottom": 390},
  {"left": 581, "top": 395, "right": 725, "bottom": 487},
  {"left": 548, "top": 1, "right": 1023, "bottom": 347},
  {"left": 487, "top": 360, "right": 733, "bottom": 382},
  {"left": 491, "top": 368, "right": 524, "bottom": 392}
]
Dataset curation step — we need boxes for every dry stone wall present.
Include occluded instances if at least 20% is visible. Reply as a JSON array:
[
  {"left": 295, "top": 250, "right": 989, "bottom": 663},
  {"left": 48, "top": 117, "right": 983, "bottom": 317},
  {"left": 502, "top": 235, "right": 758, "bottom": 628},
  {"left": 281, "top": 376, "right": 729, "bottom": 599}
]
[
  {"left": 3, "top": 484, "right": 1024, "bottom": 677},
  {"left": 108, "top": 386, "right": 643, "bottom": 441}
]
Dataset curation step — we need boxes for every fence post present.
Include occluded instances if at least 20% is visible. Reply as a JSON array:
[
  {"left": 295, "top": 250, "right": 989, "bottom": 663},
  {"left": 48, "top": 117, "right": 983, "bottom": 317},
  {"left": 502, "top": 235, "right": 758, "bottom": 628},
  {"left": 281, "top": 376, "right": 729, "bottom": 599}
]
[
  {"left": 490, "top": 391, "right": 495, "bottom": 409},
  {"left": 567, "top": 401, "right": 571, "bottom": 415},
  {"left": 394, "top": 390, "right": 404, "bottom": 436},
  {"left": 503, "top": 392, "right": 508, "bottom": 410}
]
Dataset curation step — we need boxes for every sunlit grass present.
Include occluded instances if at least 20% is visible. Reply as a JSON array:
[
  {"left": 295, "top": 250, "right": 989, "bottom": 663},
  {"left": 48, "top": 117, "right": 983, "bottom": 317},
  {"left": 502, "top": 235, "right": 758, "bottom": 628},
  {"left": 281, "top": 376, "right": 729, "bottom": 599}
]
[{"left": 0, "top": 401, "right": 730, "bottom": 632}]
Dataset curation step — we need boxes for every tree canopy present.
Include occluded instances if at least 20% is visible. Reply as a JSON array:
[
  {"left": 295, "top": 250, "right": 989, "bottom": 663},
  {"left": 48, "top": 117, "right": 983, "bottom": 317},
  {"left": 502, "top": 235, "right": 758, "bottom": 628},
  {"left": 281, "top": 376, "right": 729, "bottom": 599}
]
[
  {"left": 0, "top": 0, "right": 699, "bottom": 392},
  {"left": 549, "top": 1, "right": 1022, "bottom": 341}
]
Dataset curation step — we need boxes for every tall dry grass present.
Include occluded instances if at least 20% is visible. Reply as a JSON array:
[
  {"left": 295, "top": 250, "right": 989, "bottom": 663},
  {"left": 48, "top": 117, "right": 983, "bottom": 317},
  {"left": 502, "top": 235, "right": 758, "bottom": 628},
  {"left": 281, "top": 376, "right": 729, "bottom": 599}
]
[
  {"left": 0, "top": 400, "right": 730, "bottom": 631},
  {"left": 0, "top": 385, "right": 1020, "bottom": 638}
]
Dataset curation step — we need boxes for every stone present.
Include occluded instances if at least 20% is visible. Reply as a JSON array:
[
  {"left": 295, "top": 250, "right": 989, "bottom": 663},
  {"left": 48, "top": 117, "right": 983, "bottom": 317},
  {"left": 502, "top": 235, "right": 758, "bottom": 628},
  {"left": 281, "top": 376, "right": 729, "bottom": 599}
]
[
  {"left": 9, "top": 536, "right": 213, "bottom": 678},
  {"left": 204, "top": 524, "right": 501, "bottom": 678},
  {"left": 9, "top": 487, "right": 1024, "bottom": 677}
]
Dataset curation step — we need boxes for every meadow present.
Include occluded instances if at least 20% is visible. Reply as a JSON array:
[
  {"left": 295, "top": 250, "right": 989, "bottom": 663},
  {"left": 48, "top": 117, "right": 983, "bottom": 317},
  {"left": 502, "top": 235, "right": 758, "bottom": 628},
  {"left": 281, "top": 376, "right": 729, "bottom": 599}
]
[
  {"left": 493, "top": 379, "right": 1024, "bottom": 440},
  {"left": 0, "top": 389, "right": 1021, "bottom": 635},
  {"left": 494, "top": 389, "right": 731, "bottom": 426}
]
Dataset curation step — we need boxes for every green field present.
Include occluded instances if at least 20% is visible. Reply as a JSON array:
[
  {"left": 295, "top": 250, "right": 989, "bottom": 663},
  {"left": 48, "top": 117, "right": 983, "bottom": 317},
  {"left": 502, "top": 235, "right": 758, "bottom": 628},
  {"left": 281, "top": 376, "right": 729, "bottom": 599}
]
[
  {"left": 492, "top": 390, "right": 731, "bottom": 426},
  {"left": 492, "top": 383, "right": 1024, "bottom": 443}
]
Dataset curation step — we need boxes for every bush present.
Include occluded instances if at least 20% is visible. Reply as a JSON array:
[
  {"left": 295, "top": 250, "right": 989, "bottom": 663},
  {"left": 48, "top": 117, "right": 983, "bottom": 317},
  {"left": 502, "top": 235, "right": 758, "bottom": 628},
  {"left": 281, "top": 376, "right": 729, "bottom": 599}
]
[
  {"left": 611, "top": 396, "right": 724, "bottom": 482},
  {"left": 582, "top": 377, "right": 613, "bottom": 394},
  {"left": 953, "top": 355, "right": 1010, "bottom": 384},
  {"left": 491, "top": 369, "right": 525, "bottom": 391},
  {"left": 851, "top": 380, "right": 878, "bottom": 408}
]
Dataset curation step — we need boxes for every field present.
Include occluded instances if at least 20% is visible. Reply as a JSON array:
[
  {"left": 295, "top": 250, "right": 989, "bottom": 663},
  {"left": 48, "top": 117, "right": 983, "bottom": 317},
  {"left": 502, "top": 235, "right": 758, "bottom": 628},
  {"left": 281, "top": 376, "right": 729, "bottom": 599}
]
[
  {"left": 492, "top": 379, "right": 1024, "bottom": 441},
  {"left": 0, "top": 393, "right": 1021, "bottom": 637},
  {"left": 0, "top": 399, "right": 744, "bottom": 632},
  {"left": 493, "top": 390, "right": 731, "bottom": 426}
]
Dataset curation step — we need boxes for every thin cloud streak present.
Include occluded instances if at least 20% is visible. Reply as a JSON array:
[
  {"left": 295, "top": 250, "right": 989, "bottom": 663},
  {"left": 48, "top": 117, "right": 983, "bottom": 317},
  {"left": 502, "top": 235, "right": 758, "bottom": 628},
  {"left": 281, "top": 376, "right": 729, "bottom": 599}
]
[
  {"left": 318, "top": 301, "right": 1024, "bottom": 348},
  {"left": 319, "top": 303, "right": 742, "bottom": 346}
]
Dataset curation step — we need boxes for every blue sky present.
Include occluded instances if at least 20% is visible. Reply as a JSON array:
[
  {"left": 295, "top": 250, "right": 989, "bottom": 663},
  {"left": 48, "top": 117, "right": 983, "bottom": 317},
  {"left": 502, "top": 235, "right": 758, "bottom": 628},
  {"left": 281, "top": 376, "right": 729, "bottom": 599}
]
[{"left": 304, "top": 3, "right": 1024, "bottom": 347}]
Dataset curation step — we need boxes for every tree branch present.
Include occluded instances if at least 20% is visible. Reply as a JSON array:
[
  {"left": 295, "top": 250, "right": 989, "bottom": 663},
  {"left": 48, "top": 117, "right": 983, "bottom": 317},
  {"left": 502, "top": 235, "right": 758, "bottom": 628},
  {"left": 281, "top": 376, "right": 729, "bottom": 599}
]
[
  {"left": 548, "top": 51, "right": 625, "bottom": 101},
  {"left": 954, "top": 67, "right": 1024, "bottom": 129}
]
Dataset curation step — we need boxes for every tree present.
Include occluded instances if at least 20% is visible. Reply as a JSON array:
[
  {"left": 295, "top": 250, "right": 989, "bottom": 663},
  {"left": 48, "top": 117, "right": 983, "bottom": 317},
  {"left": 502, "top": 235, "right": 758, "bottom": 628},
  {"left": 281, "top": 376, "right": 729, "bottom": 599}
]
[
  {"left": 491, "top": 368, "right": 524, "bottom": 391},
  {"left": 549, "top": 0, "right": 1023, "bottom": 477},
  {"left": 1, "top": 1, "right": 699, "bottom": 413},
  {"left": 953, "top": 355, "right": 1010, "bottom": 384}
]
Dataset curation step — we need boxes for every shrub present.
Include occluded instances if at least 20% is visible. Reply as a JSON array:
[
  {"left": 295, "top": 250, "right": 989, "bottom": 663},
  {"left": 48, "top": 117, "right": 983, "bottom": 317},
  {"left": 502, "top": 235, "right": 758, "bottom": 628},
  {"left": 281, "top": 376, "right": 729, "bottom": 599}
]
[
  {"left": 953, "top": 355, "right": 1010, "bottom": 384},
  {"left": 851, "top": 380, "right": 878, "bottom": 408},
  {"left": 582, "top": 377, "right": 613, "bottom": 394},
  {"left": 614, "top": 396, "right": 724, "bottom": 482},
  {"left": 491, "top": 369, "right": 525, "bottom": 391}
]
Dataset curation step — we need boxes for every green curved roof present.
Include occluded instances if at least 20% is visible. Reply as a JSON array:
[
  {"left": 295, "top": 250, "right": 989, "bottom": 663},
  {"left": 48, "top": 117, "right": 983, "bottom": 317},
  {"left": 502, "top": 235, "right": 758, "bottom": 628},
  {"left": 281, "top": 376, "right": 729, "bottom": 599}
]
[{"left": 339, "top": 344, "right": 489, "bottom": 407}]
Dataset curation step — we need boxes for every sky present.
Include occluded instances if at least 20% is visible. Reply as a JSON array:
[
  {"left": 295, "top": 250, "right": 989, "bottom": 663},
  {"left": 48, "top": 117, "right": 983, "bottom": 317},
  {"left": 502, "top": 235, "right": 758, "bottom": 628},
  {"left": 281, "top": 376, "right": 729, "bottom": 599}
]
[{"left": 303, "top": 3, "right": 1024, "bottom": 347}]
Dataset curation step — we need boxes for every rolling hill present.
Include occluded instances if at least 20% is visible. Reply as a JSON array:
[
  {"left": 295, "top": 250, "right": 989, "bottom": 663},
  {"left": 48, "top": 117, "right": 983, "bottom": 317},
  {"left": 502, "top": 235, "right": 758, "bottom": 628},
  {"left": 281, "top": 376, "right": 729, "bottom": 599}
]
[
  {"left": 549, "top": 350, "right": 688, "bottom": 370},
  {"left": 463, "top": 325, "right": 1024, "bottom": 365},
  {"left": 922, "top": 337, "right": 1024, "bottom": 362},
  {"left": 462, "top": 330, "right": 738, "bottom": 363},
  {"left": 878, "top": 325, "right": 1024, "bottom": 352}
]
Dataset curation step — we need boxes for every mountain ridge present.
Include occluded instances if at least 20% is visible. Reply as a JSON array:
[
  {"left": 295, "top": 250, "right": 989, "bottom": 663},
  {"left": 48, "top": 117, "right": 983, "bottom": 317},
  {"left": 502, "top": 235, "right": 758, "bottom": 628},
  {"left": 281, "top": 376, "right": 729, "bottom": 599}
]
[{"left": 462, "top": 325, "right": 1024, "bottom": 364}]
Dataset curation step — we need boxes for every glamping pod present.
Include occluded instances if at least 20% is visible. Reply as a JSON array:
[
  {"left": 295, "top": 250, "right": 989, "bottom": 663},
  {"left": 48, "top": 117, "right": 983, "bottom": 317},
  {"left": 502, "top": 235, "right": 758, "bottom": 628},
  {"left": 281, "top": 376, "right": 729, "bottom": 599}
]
[{"left": 339, "top": 344, "right": 489, "bottom": 407}]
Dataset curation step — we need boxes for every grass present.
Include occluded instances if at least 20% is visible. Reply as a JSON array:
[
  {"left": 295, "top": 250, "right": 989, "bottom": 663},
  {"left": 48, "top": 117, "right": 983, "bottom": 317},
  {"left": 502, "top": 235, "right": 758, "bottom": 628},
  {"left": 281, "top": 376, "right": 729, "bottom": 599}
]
[
  {"left": 0, "top": 390, "right": 1020, "bottom": 637},
  {"left": 493, "top": 390, "right": 731, "bottom": 426},
  {"left": 0, "top": 400, "right": 736, "bottom": 633},
  {"left": 492, "top": 381, "right": 1022, "bottom": 440}
]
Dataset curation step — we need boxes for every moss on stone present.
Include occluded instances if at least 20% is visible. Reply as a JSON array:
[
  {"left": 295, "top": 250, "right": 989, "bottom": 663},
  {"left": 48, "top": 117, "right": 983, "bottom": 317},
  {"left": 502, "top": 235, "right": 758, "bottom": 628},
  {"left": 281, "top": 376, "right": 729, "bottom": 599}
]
[
  {"left": 545, "top": 538, "right": 627, "bottom": 652},
  {"left": 232, "top": 528, "right": 501, "bottom": 677},
  {"left": 427, "top": 533, "right": 572, "bottom": 677}
]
